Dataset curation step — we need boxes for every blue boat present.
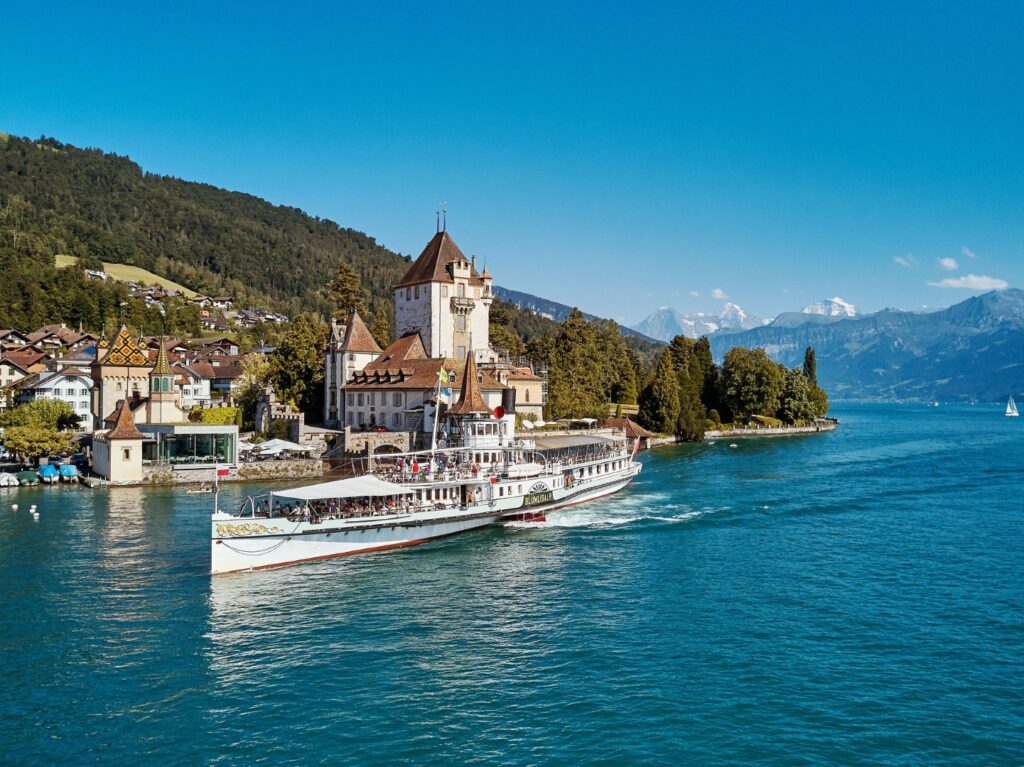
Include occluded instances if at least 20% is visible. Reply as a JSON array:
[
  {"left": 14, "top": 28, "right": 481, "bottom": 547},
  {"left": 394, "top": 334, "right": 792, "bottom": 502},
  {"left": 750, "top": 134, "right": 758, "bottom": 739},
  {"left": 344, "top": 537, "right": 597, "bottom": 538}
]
[
  {"left": 59, "top": 464, "right": 79, "bottom": 482},
  {"left": 38, "top": 464, "right": 59, "bottom": 484}
]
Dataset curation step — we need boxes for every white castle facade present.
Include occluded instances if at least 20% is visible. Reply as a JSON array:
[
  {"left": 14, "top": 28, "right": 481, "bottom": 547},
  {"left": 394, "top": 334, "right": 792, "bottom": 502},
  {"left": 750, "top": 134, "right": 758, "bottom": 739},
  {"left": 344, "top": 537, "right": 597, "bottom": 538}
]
[{"left": 323, "top": 228, "right": 545, "bottom": 438}]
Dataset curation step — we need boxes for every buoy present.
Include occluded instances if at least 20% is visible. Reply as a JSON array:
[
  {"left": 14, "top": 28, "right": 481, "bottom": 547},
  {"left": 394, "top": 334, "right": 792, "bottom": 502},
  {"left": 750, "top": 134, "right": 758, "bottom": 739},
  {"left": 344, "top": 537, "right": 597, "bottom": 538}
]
[
  {"left": 729, "top": 443, "right": 738, "bottom": 448},
  {"left": 11, "top": 504, "right": 18, "bottom": 511}
]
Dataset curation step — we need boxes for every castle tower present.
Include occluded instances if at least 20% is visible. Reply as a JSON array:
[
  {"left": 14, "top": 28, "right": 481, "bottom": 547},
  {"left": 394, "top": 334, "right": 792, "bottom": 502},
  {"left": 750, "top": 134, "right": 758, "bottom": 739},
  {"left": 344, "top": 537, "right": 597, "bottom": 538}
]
[
  {"left": 393, "top": 230, "right": 492, "bottom": 361},
  {"left": 91, "top": 325, "right": 151, "bottom": 430},
  {"left": 147, "top": 340, "right": 183, "bottom": 424},
  {"left": 323, "top": 309, "right": 384, "bottom": 426}
]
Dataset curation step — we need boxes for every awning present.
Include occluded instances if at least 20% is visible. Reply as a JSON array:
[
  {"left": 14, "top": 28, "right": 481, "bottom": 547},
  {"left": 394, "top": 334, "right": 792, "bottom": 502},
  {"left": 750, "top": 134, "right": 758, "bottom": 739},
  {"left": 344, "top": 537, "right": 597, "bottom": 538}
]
[
  {"left": 532, "top": 435, "right": 614, "bottom": 450},
  {"left": 272, "top": 475, "right": 414, "bottom": 501},
  {"left": 258, "top": 438, "right": 316, "bottom": 453}
]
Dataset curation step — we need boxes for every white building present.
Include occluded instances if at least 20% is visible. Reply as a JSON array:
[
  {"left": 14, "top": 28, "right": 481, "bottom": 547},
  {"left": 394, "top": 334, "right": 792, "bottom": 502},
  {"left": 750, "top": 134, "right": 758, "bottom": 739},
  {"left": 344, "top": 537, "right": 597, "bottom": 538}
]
[
  {"left": 393, "top": 229, "right": 495, "bottom": 361},
  {"left": 173, "top": 362, "right": 213, "bottom": 409},
  {"left": 13, "top": 367, "right": 95, "bottom": 430},
  {"left": 323, "top": 226, "right": 546, "bottom": 436}
]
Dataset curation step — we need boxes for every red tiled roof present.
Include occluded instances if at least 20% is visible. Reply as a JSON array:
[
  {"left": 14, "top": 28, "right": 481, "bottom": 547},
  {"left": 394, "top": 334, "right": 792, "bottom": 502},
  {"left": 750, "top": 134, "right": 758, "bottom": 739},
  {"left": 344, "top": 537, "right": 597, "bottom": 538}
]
[
  {"left": 103, "top": 399, "right": 145, "bottom": 440},
  {"left": 605, "top": 418, "right": 653, "bottom": 439},
  {"left": 370, "top": 333, "right": 427, "bottom": 366},
  {"left": 394, "top": 231, "right": 484, "bottom": 289},
  {"left": 449, "top": 354, "right": 491, "bottom": 415},
  {"left": 337, "top": 310, "right": 383, "bottom": 354},
  {"left": 1, "top": 349, "right": 48, "bottom": 372}
]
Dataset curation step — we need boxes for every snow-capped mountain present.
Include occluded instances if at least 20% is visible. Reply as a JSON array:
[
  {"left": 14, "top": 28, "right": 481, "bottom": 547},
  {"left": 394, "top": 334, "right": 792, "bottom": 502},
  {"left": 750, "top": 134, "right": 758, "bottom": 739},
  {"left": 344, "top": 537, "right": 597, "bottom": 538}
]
[
  {"left": 631, "top": 303, "right": 767, "bottom": 342},
  {"left": 801, "top": 296, "right": 857, "bottom": 317}
]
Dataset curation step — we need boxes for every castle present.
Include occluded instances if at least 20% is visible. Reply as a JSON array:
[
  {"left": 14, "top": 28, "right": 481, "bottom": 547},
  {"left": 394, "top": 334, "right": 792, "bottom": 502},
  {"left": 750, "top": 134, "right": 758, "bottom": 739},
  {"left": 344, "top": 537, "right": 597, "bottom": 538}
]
[{"left": 324, "top": 228, "right": 545, "bottom": 446}]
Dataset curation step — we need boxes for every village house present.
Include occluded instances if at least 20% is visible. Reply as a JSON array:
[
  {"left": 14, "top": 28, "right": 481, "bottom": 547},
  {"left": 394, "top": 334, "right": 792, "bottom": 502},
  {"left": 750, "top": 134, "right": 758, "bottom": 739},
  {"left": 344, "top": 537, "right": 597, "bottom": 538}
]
[{"left": 13, "top": 367, "right": 95, "bottom": 430}]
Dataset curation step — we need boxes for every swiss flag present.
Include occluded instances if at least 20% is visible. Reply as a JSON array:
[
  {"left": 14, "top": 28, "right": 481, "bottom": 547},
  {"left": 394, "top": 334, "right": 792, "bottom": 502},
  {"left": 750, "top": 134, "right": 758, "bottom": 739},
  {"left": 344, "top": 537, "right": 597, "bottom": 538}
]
[{"left": 216, "top": 466, "right": 230, "bottom": 477}]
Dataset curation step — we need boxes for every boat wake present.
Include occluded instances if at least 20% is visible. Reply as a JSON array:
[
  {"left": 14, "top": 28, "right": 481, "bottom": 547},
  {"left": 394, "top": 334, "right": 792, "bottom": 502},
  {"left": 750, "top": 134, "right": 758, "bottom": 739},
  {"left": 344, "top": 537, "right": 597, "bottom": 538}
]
[{"left": 505, "top": 492, "right": 727, "bottom": 530}]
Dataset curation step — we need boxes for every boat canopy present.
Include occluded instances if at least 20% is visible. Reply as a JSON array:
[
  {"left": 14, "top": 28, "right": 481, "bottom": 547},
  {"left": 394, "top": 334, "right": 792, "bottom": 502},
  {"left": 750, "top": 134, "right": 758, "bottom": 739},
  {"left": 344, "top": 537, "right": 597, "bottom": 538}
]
[{"left": 272, "top": 475, "right": 413, "bottom": 501}]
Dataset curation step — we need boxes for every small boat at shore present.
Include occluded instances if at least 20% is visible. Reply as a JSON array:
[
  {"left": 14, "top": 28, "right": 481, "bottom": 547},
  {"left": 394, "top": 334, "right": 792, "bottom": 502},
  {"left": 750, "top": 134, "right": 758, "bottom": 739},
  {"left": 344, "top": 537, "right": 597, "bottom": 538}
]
[
  {"left": 38, "top": 465, "right": 59, "bottom": 484},
  {"left": 58, "top": 464, "right": 79, "bottom": 483},
  {"left": 0, "top": 473, "right": 19, "bottom": 488},
  {"left": 17, "top": 470, "right": 39, "bottom": 486},
  {"left": 1007, "top": 396, "right": 1019, "bottom": 417}
]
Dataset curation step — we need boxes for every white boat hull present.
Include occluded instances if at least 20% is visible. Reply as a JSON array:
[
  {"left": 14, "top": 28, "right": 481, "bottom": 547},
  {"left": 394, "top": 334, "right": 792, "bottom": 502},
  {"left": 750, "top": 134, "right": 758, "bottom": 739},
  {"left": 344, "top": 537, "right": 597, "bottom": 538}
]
[{"left": 211, "top": 461, "right": 641, "bottom": 575}]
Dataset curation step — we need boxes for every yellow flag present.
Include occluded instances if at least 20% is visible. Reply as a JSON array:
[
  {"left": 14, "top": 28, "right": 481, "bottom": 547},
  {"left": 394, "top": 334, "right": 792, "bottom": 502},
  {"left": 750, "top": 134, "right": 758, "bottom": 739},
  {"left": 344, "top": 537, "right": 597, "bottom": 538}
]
[{"left": 439, "top": 368, "right": 449, "bottom": 385}]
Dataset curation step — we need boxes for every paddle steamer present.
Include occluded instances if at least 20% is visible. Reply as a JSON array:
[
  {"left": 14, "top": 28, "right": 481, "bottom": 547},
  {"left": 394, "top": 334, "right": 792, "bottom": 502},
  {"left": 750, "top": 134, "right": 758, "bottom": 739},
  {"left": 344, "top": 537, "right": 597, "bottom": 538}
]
[
  {"left": 211, "top": 226, "right": 642, "bottom": 574},
  {"left": 211, "top": 358, "right": 641, "bottom": 574}
]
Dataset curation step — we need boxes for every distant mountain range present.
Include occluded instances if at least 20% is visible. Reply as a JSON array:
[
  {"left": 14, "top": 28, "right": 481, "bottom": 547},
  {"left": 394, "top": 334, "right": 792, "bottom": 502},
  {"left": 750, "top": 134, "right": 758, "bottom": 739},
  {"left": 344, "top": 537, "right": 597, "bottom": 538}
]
[
  {"left": 709, "top": 289, "right": 1024, "bottom": 402},
  {"left": 801, "top": 296, "right": 857, "bottom": 318},
  {"left": 631, "top": 303, "right": 768, "bottom": 341},
  {"left": 631, "top": 296, "right": 859, "bottom": 342},
  {"left": 493, "top": 286, "right": 659, "bottom": 342}
]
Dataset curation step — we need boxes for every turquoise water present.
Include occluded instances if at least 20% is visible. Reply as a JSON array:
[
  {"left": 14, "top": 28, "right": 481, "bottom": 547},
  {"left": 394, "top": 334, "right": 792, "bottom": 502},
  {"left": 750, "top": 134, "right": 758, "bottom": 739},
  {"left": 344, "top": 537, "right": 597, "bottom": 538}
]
[{"left": 2, "top": 404, "right": 1022, "bottom": 765}]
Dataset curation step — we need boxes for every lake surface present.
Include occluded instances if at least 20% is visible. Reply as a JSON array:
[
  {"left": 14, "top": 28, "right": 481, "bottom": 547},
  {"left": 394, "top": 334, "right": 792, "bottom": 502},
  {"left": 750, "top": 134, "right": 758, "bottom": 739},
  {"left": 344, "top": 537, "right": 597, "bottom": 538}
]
[{"left": 2, "top": 404, "right": 1022, "bottom": 765}]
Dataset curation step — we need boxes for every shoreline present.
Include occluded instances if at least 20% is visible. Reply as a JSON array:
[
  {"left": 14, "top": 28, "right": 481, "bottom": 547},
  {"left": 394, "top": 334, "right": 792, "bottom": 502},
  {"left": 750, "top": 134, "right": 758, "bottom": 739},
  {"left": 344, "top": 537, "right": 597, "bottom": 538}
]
[{"left": 646, "top": 420, "right": 839, "bottom": 450}]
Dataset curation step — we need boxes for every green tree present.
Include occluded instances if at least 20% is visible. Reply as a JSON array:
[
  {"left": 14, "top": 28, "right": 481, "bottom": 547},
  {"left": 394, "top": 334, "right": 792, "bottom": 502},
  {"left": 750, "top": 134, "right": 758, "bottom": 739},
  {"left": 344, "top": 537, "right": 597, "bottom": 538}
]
[
  {"left": 369, "top": 305, "right": 393, "bottom": 350},
  {"left": 545, "top": 309, "right": 608, "bottom": 419},
  {"left": 638, "top": 348, "right": 680, "bottom": 433},
  {"left": 490, "top": 322, "right": 526, "bottom": 359},
  {"left": 0, "top": 398, "right": 80, "bottom": 430},
  {"left": 778, "top": 367, "right": 817, "bottom": 424},
  {"left": 675, "top": 359, "right": 705, "bottom": 441},
  {"left": 803, "top": 346, "right": 818, "bottom": 384},
  {"left": 2, "top": 425, "right": 74, "bottom": 460},
  {"left": 721, "top": 347, "right": 785, "bottom": 420},
  {"left": 328, "top": 261, "right": 368, "bottom": 320},
  {"left": 809, "top": 382, "right": 830, "bottom": 417},
  {"left": 268, "top": 314, "right": 328, "bottom": 418}
]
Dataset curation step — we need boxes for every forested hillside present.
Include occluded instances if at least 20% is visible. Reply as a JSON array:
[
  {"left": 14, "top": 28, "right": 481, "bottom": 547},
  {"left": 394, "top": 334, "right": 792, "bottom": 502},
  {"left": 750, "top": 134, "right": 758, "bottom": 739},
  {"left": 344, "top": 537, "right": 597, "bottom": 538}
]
[{"left": 0, "top": 133, "right": 409, "bottom": 326}]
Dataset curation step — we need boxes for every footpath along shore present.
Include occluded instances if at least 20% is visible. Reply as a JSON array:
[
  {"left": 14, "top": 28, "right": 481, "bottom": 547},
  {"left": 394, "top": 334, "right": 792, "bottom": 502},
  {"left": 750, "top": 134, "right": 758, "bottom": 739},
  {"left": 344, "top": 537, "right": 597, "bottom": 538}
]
[{"left": 647, "top": 418, "right": 839, "bottom": 449}]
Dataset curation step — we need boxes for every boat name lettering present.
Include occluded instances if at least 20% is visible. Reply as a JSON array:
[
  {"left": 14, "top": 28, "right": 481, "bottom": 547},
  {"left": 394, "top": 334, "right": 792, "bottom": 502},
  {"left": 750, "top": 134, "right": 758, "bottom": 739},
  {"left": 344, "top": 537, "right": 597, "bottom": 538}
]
[
  {"left": 523, "top": 482, "right": 553, "bottom": 508},
  {"left": 216, "top": 523, "right": 284, "bottom": 537}
]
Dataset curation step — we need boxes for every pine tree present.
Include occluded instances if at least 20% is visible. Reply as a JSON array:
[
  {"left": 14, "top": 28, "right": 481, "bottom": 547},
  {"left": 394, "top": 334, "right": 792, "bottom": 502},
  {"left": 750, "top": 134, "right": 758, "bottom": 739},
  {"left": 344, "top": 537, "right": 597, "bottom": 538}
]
[
  {"left": 327, "top": 261, "right": 368, "bottom": 320},
  {"left": 675, "top": 358, "right": 705, "bottom": 441},
  {"left": 803, "top": 346, "right": 818, "bottom": 384},
  {"left": 369, "top": 306, "right": 393, "bottom": 350},
  {"left": 638, "top": 348, "right": 680, "bottom": 433}
]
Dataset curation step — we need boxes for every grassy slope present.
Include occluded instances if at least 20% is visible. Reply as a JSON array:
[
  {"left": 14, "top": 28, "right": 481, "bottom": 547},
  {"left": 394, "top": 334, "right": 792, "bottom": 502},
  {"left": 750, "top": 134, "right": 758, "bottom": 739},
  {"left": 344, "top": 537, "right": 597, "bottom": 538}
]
[{"left": 55, "top": 255, "right": 197, "bottom": 297}]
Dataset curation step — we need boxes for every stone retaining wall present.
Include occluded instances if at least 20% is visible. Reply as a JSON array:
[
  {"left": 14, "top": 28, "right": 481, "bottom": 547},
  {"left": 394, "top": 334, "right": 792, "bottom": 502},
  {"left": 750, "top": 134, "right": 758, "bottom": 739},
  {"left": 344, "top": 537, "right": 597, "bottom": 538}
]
[{"left": 140, "top": 459, "right": 323, "bottom": 485}]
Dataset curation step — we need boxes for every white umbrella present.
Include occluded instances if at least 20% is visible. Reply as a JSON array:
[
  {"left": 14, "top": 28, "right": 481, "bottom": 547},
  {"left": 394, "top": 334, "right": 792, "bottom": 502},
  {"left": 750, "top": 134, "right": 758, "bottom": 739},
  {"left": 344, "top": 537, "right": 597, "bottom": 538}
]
[{"left": 258, "top": 438, "right": 315, "bottom": 453}]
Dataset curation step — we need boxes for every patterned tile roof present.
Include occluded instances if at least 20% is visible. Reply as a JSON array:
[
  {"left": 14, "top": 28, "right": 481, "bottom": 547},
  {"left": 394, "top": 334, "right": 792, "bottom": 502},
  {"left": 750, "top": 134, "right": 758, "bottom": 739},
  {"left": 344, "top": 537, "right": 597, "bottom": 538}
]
[
  {"left": 151, "top": 341, "right": 173, "bottom": 376},
  {"left": 104, "top": 326, "right": 151, "bottom": 367}
]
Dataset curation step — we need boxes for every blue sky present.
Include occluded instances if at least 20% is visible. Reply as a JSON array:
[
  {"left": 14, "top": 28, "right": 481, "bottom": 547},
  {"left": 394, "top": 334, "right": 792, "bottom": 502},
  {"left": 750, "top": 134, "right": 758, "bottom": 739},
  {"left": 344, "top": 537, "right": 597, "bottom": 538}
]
[{"left": 2, "top": 1, "right": 1022, "bottom": 325}]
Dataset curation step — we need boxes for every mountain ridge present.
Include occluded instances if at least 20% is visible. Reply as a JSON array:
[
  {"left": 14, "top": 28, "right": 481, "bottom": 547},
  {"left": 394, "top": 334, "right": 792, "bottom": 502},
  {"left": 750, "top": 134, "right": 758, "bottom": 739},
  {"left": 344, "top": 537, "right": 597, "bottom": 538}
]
[{"left": 710, "top": 289, "right": 1024, "bottom": 401}]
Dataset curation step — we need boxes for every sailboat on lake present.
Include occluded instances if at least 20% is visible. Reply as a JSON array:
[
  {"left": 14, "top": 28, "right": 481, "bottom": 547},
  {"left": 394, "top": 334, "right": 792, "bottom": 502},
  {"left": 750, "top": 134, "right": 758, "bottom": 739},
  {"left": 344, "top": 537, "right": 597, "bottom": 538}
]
[{"left": 1007, "top": 396, "right": 1019, "bottom": 417}]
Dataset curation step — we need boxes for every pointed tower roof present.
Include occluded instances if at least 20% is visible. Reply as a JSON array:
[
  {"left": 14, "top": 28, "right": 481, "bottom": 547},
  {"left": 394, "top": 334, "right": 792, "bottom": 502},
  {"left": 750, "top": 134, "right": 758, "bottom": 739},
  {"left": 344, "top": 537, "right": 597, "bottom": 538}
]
[
  {"left": 448, "top": 354, "right": 491, "bottom": 416},
  {"left": 104, "top": 325, "right": 150, "bottom": 366},
  {"left": 338, "top": 310, "right": 383, "bottom": 354},
  {"left": 150, "top": 339, "right": 173, "bottom": 375},
  {"left": 395, "top": 231, "right": 484, "bottom": 288},
  {"left": 104, "top": 399, "right": 145, "bottom": 440}
]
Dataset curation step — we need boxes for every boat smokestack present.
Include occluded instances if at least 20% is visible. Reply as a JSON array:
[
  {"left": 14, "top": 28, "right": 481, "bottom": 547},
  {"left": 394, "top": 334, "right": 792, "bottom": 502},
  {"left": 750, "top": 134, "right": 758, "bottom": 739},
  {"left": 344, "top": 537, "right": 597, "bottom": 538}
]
[{"left": 501, "top": 388, "right": 516, "bottom": 415}]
